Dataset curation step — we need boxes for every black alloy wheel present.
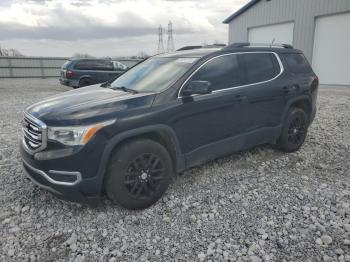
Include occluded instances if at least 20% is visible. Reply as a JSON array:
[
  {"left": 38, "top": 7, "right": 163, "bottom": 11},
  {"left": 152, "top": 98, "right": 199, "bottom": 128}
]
[
  {"left": 277, "top": 107, "right": 308, "bottom": 152},
  {"left": 105, "top": 139, "right": 172, "bottom": 209},
  {"left": 287, "top": 115, "right": 307, "bottom": 146},
  {"left": 124, "top": 153, "right": 165, "bottom": 200}
]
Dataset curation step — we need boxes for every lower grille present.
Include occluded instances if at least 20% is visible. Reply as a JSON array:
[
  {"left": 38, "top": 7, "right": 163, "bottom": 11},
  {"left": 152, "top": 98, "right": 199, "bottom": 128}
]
[{"left": 22, "top": 112, "right": 47, "bottom": 153}]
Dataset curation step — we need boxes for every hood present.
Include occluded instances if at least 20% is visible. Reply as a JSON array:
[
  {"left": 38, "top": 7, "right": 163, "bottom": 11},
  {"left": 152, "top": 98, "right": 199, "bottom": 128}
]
[{"left": 26, "top": 84, "right": 156, "bottom": 125}]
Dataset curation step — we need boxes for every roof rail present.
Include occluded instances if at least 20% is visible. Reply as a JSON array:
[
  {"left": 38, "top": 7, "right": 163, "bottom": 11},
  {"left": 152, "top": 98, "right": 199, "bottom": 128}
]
[
  {"left": 225, "top": 42, "right": 250, "bottom": 48},
  {"left": 202, "top": 44, "right": 227, "bottom": 48},
  {"left": 225, "top": 42, "right": 294, "bottom": 49},
  {"left": 177, "top": 44, "right": 226, "bottom": 51},
  {"left": 176, "top": 46, "right": 202, "bottom": 51}
]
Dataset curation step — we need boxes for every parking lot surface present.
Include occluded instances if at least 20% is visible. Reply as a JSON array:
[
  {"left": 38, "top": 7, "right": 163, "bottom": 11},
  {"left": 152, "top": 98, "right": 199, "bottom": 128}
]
[{"left": 0, "top": 79, "right": 349, "bottom": 262}]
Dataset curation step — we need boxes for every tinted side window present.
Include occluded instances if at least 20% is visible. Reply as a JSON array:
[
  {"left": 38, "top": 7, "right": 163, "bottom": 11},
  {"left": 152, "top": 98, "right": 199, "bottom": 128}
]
[
  {"left": 284, "top": 53, "right": 313, "bottom": 74},
  {"left": 190, "top": 55, "right": 243, "bottom": 91},
  {"left": 242, "top": 53, "right": 280, "bottom": 85},
  {"left": 74, "top": 60, "right": 113, "bottom": 71},
  {"left": 74, "top": 60, "right": 95, "bottom": 70},
  {"left": 94, "top": 60, "right": 114, "bottom": 71}
]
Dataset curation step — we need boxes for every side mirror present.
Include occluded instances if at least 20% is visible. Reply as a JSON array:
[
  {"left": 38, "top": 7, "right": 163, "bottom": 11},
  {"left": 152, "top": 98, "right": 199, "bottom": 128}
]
[{"left": 182, "top": 81, "right": 212, "bottom": 96}]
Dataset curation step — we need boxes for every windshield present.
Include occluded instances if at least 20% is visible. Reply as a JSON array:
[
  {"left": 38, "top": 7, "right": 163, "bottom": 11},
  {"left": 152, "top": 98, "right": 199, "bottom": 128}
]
[{"left": 110, "top": 57, "right": 198, "bottom": 93}]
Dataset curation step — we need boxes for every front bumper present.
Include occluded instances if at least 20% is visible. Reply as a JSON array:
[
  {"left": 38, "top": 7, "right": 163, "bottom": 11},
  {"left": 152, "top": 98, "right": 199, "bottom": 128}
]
[
  {"left": 20, "top": 139, "right": 105, "bottom": 204},
  {"left": 22, "top": 159, "right": 94, "bottom": 203}
]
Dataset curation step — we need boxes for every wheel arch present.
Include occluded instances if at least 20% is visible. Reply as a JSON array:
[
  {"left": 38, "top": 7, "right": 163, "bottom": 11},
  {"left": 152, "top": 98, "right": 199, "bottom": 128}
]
[
  {"left": 78, "top": 75, "right": 92, "bottom": 84},
  {"left": 79, "top": 74, "right": 92, "bottom": 80},
  {"left": 281, "top": 96, "right": 312, "bottom": 125},
  {"left": 95, "top": 125, "right": 185, "bottom": 195}
]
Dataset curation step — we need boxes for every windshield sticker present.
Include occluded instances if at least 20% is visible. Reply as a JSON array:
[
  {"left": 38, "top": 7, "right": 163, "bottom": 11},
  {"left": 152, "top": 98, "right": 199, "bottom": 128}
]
[{"left": 176, "top": 58, "right": 197, "bottom": 63}]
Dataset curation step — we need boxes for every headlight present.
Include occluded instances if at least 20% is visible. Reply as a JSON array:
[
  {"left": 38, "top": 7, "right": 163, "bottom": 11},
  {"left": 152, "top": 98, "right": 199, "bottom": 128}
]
[{"left": 47, "top": 120, "right": 115, "bottom": 146}]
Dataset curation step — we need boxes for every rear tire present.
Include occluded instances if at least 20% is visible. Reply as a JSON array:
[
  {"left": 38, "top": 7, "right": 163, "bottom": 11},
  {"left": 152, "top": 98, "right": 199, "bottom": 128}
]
[
  {"left": 105, "top": 139, "right": 173, "bottom": 210},
  {"left": 78, "top": 78, "right": 91, "bottom": 88},
  {"left": 277, "top": 107, "right": 308, "bottom": 152}
]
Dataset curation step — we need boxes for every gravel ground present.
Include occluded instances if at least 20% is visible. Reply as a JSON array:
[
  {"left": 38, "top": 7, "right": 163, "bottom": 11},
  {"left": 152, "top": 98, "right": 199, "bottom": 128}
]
[{"left": 0, "top": 79, "right": 349, "bottom": 262}]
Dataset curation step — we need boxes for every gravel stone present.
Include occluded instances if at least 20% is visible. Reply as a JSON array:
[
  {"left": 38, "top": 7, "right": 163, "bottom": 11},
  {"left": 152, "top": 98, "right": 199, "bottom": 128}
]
[
  {"left": 1, "top": 80, "right": 350, "bottom": 261},
  {"left": 335, "top": 248, "right": 344, "bottom": 255},
  {"left": 323, "top": 254, "right": 333, "bottom": 262},
  {"left": 321, "top": 235, "right": 333, "bottom": 245},
  {"left": 250, "top": 255, "right": 262, "bottom": 262}
]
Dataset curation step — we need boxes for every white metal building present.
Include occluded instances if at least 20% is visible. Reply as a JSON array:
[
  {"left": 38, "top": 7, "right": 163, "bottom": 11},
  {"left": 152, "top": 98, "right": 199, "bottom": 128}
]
[{"left": 223, "top": 0, "right": 350, "bottom": 86}]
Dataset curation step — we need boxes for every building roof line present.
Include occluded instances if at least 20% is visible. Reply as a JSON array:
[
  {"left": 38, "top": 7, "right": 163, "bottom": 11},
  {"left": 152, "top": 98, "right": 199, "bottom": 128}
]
[{"left": 223, "top": 0, "right": 261, "bottom": 24}]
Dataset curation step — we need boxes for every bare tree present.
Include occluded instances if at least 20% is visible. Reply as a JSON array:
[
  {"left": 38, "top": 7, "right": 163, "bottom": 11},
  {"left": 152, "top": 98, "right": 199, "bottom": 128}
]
[
  {"left": 72, "top": 53, "right": 94, "bottom": 58},
  {"left": 0, "top": 45, "right": 23, "bottom": 57}
]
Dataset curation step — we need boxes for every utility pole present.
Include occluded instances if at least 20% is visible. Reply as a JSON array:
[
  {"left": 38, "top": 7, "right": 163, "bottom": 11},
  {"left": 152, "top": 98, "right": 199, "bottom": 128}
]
[{"left": 167, "top": 21, "right": 175, "bottom": 52}]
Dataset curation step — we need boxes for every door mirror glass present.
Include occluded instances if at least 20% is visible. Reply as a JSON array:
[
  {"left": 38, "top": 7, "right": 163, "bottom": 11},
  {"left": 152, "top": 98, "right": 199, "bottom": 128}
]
[{"left": 182, "top": 81, "right": 211, "bottom": 96}]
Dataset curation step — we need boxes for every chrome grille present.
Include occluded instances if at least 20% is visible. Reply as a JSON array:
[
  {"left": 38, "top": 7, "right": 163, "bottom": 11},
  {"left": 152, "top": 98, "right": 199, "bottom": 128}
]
[{"left": 22, "top": 112, "right": 47, "bottom": 153}]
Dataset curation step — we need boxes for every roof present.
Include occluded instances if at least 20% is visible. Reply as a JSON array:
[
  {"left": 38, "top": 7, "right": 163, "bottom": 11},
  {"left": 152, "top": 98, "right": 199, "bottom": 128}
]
[
  {"left": 69, "top": 57, "right": 111, "bottom": 61},
  {"left": 223, "top": 0, "right": 260, "bottom": 24}
]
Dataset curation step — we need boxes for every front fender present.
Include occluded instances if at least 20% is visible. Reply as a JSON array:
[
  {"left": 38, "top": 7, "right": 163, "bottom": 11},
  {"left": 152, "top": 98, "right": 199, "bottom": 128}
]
[{"left": 93, "top": 124, "right": 185, "bottom": 195}]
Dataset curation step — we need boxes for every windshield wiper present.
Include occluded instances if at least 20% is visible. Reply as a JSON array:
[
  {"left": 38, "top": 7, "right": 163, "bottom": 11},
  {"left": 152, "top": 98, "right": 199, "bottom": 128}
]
[{"left": 114, "top": 86, "right": 138, "bottom": 94}]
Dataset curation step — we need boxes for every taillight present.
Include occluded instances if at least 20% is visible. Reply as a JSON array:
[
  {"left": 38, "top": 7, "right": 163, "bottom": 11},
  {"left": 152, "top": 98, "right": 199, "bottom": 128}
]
[{"left": 66, "top": 70, "right": 73, "bottom": 78}]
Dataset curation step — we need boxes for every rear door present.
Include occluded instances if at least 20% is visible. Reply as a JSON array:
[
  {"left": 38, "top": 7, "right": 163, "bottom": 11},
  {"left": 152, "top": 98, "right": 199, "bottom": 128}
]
[
  {"left": 73, "top": 60, "right": 96, "bottom": 83},
  {"left": 94, "top": 60, "right": 116, "bottom": 82},
  {"left": 238, "top": 52, "right": 286, "bottom": 133}
]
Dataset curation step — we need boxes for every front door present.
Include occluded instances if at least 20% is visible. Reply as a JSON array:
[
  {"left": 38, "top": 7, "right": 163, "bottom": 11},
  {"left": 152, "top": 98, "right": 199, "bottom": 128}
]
[{"left": 171, "top": 54, "right": 247, "bottom": 163}]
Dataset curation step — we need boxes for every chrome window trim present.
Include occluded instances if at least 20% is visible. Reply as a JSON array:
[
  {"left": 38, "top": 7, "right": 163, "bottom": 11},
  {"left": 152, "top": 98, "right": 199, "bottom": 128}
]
[
  {"left": 23, "top": 111, "right": 47, "bottom": 154},
  {"left": 22, "top": 159, "right": 82, "bottom": 186},
  {"left": 177, "top": 51, "right": 284, "bottom": 98}
]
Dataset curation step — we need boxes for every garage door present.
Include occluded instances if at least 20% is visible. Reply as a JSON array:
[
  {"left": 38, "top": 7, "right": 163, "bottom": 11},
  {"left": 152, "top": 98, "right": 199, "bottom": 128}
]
[
  {"left": 312, "top": 12, "right": 350, "bottom": 85},
  {"left": 248, "top": 22, "right": 294, "bottom": 45}
]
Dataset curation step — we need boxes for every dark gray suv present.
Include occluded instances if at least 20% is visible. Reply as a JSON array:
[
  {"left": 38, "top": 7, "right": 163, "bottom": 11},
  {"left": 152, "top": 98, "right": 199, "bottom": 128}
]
[{"left": 59, "top": 58, "right": 129, "bottom": 88}]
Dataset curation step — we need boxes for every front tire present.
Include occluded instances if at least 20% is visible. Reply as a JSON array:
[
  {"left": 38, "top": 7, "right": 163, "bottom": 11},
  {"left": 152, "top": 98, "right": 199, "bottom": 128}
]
[
  {"left": 277, "top": 107, "right": 308, "bottom": 152},
  {"left": 105, "top": 139, "right": 173, "bottom": 210}
]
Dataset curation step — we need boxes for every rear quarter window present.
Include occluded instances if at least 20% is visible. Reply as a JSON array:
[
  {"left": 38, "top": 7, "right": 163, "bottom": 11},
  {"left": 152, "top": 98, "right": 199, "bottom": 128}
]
[
  {"left": 283, "top": 53, "right": 313, "bottom": 74},
  {"left": 241, "top": 53, "right": 280, "bottom": 85},
  {"left": 61, "top": 61, "right": 71, "bottom": 69}
]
